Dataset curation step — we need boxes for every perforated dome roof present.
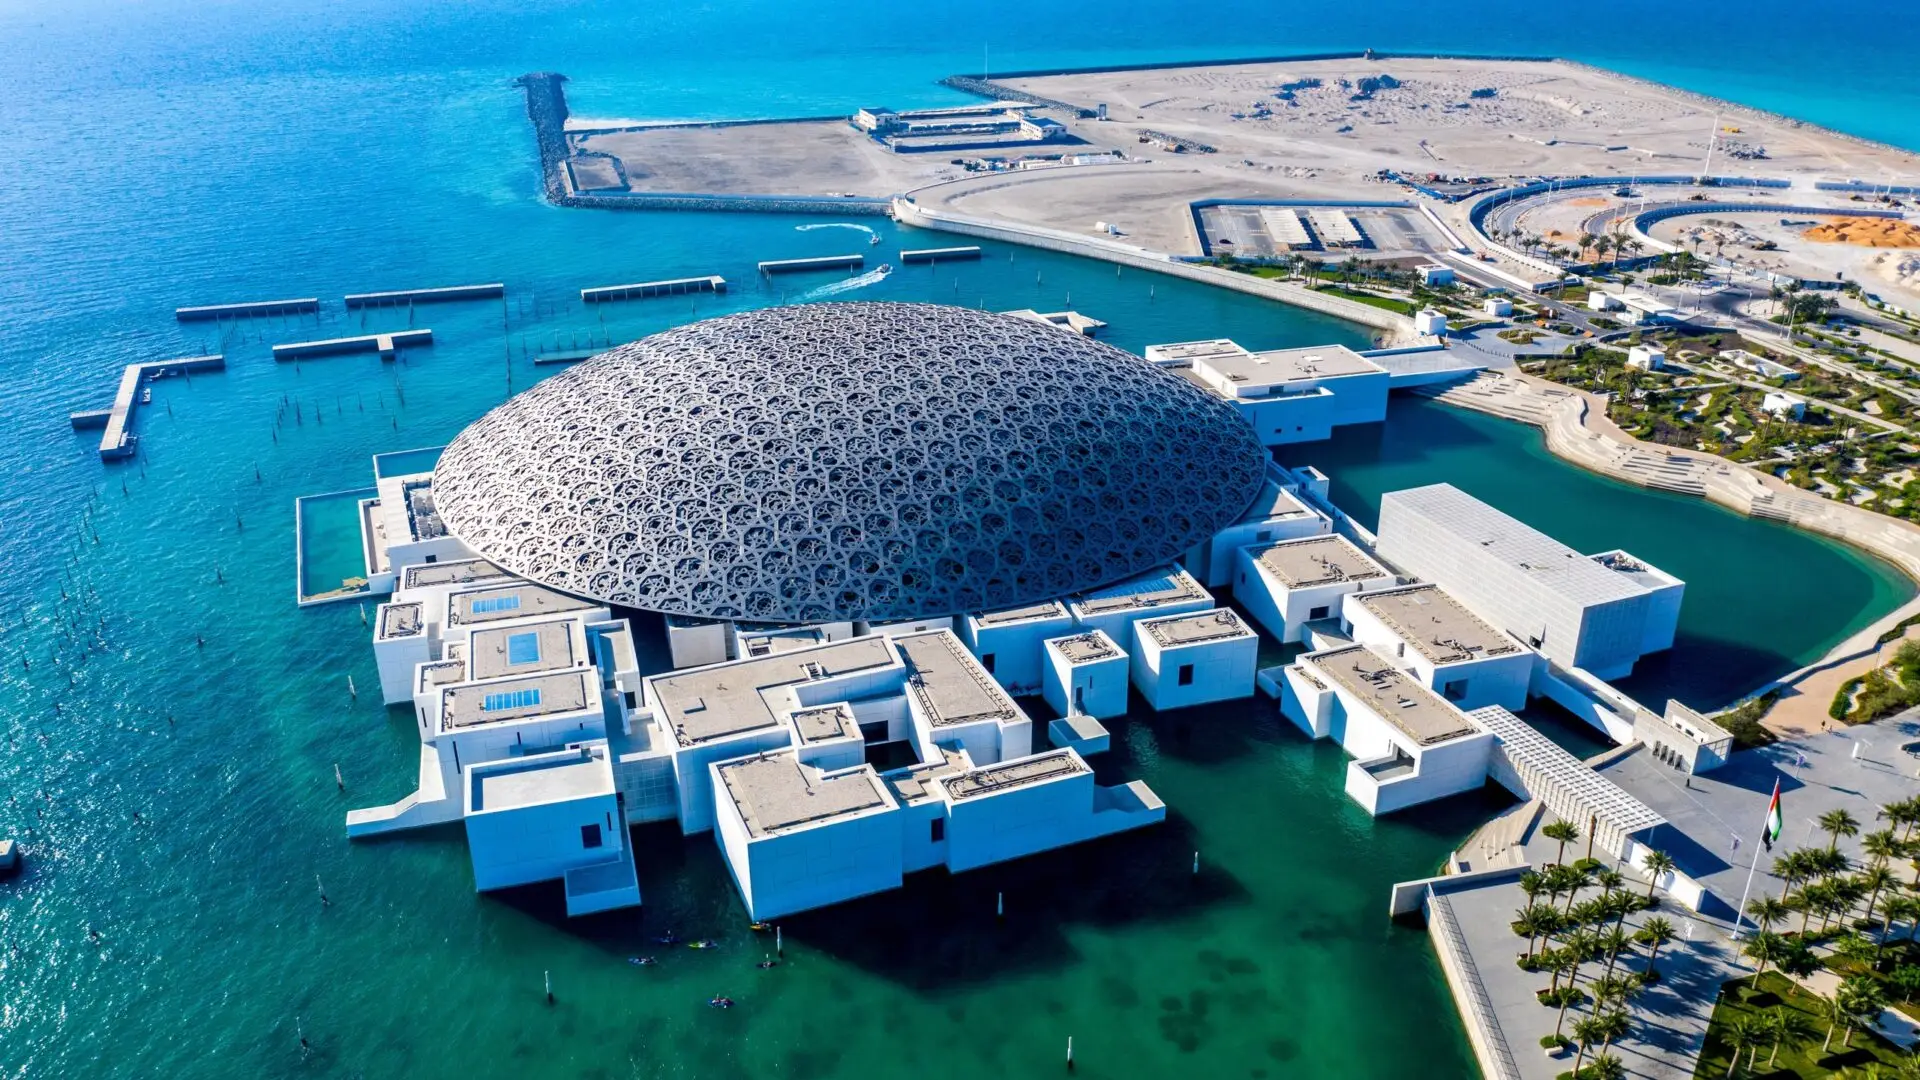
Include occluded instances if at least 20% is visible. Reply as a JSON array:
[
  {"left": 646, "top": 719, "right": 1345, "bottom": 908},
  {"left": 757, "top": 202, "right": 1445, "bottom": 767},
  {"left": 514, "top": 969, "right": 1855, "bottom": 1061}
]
[{"left": 432, "top": 302, "right": 1267, "bottom": 624}]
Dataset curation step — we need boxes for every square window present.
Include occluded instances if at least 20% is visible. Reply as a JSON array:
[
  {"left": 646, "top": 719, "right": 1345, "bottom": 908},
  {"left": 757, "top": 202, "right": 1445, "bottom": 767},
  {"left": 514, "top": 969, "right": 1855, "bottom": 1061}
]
[
  {"left": 1178, "top": 664, "right": 1195, "bottom": 686},
  {"left": 506, "top": 631, "right": 540, "bottom": 665},
  {"left": 1309, "top": 605, "right": 1329, "bottom": 620},
  {"left": 580, "top": 823, "right": 603, "bottom": 849},
  {"left": 930, "top": 818, "right": 945, "bottom": 843}
]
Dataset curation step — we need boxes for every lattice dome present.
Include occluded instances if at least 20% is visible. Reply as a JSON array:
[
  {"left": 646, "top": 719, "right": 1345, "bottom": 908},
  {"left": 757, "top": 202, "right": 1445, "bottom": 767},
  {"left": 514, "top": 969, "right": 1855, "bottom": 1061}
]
[{"left": 432, "top": 302, "right": 1267, "bottom": 624}]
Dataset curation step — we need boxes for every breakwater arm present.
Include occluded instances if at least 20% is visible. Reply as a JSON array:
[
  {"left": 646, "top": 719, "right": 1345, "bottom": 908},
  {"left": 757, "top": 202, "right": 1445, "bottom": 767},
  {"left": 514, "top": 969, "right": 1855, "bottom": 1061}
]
[{"left": 515, "top": 72, "right": 572, "bottom": 204}]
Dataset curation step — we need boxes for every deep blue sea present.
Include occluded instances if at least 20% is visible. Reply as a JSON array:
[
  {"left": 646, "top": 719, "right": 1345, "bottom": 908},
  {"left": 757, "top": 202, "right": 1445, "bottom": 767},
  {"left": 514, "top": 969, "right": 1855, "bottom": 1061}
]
[{"left": 2, "top": 2, "right": 1918, "bottom": 1077}]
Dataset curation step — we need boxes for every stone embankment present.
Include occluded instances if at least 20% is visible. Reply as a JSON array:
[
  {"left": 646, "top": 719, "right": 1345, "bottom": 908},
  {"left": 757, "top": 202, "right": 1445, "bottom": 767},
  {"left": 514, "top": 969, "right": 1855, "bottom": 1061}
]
[
  {"left": 515, "top": 72, "right": 572, "bottom": 204},
  {"left": 937, "top": 75, "right": 1092, "bottom": 117}
]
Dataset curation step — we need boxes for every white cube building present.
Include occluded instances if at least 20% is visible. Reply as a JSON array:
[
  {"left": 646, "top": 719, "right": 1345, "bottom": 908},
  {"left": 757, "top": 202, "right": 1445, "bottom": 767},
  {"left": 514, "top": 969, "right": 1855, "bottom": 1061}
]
[
  {"left": 1043, "top": 630, "right": 1130, "bottom": 720},
  {"left": 464, "top": 743, "right": 641, "bottom": 916},
  {"left": 1413, "top": 309, "right": 1449, "bottom": 336},
  {"left": 961, "top": 601, "right": 1076, "bottom": 695},
  {"left": 1235, "top": 534, "right": 1392, "bottom": 643},
  {"left": 1145, "top": 339, "right": 1389, "bottom": 446},
  {"left": 1129, "top": 608, "right": 1259, "bottom": 710},
  {"left": 1626, "top": 345, "right": 1666, "bottom": 371},
  {"left": 1483, "top": 298, "right": 1514, "bottom": 317},
  {"left": 1282, "top": 645, "right": 1495, "bottom": 816},
  {"left": 1761, "top": 391, "right": 1806, "bottom": 419},
  {"left": 1341, "top": 583, "right": 1533, "bottom": 711},
  {"left": 1375, "top": 484, "right": 1683, "bottom": 680},
  {"left": 1418, "top": 265, "right": 1455, "bottom": 286},
  {"left": 712, "top": 750, "right": 904, "bottom": 921}
]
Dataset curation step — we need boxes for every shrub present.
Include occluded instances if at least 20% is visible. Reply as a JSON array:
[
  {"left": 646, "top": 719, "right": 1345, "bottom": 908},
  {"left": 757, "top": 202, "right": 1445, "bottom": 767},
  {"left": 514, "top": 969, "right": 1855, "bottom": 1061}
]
[{"left": 1831, "top": 679, "right": 1860, "bottom": 721}]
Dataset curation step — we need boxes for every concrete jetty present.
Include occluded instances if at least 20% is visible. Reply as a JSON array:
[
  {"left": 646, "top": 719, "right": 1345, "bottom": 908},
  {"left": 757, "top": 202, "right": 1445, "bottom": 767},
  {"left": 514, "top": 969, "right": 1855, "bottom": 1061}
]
[
  {"left": 580, "top": 276, "right": 726, "bottom": 303},
  {"left": 758, "top": 254, "right": 864, "bottom": 274},
  {"left": 273, "top": 329, "right": 433, "bottom": 362},
  {"left": 343, "top": 284, "right": 503, "bottom": 308},
  {"left": 75, "top": 354, "right": 226, "bottom": 462},
  {"left": 1002, "top": 309, "right": 1107, "bottom": 336},
  {"left": 175, "top": 298, "right": 319, "bottom": 321},
  {"left": 900, "top": 246, "right": 982, "bottom": 264}
]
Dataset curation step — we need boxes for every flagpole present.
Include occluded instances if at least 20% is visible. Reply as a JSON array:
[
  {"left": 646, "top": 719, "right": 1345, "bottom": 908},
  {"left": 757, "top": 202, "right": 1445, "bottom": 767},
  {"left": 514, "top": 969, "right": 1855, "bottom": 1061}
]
[{"left": 1731, "top": 778, "right": 1781, "bottom": 940}]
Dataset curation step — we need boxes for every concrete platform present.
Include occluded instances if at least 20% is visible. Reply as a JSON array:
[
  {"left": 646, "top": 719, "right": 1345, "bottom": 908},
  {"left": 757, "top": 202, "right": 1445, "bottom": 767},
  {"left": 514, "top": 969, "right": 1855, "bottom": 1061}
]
[
  {"left": 580, "top": 275, "right": 725, "bottom": 302},
  {"left": 757, "top": 254, "right": 862, "bottom": 274},
  {"left": 175, "top": 298, "right": 318, "bottom": 321},
  {"left": 343, "top": 284, "right": 502, "bottom": 308}
]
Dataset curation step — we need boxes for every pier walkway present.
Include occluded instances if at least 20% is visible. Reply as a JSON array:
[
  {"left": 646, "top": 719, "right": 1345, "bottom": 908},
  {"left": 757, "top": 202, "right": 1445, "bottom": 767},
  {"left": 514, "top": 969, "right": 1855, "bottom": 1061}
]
[
  {"left": 72, "top": 354, "right": 225, "bottom": 461},
  {"left": 757, "top": 255, "right": 863, "bottom": 274},
  {"left": 580, "top": 276, "right": 725, "bottom": 303},
  {"left": 175, "top": 298, "right": 318, "bottom": 321},
  {"left": 273, "top": 330, "right": 433, "bottom": 362},
  {"left": 900, "top": 246, "right": 982, "bottom": 264},
  {"left": 344, "top": 284, "right": 503, "bottom": 308}
]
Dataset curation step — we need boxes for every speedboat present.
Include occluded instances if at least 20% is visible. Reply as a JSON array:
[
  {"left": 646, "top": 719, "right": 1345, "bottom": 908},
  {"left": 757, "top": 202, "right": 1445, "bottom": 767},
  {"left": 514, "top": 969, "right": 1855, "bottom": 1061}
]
[
  {"left": 868, "top": 233, "right": 880, "bottom": 245},
  {"left": 628, "top": 956, "right": 656, "bottom": 966},
  {"left": 688, "top": 939, "right": 718, "bottom": 949},
  {"left": 708, "top": 996, "right": 734, "bottom": 1009}
]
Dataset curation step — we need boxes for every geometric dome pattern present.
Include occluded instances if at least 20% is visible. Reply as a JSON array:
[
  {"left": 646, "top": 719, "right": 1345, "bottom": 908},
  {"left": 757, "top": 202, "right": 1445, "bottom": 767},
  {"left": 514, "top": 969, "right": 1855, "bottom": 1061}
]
[{"left": 432, "top": 302, "right": 1268, "bottom": 624}]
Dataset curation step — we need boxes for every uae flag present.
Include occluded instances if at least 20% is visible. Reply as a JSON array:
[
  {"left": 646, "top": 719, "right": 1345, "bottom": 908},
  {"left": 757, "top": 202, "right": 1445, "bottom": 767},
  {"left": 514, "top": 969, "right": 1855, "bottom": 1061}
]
[{"left": 1762, "top": 779, "right": 1783, "bottom": 851}]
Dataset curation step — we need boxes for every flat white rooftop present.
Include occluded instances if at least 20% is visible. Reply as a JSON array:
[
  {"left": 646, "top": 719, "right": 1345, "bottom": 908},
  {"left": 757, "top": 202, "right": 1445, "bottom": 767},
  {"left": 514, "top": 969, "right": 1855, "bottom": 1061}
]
[
  {"left": 972, "top": 600, "right": 1072, "bottom": 628},
  {"left": 1141, "top": 608, "right": 1254, "bottom": 648},
  {"left": 1382, "top": 485, "right": 1658, "bottom": 605},
  {"left": 470, "top": 746, "right": 612, "bottom": 812},
  {"left": 1250, "top": 535, "right": 1390, "bottom": 589},
  {"left": 1239, "top": 479, "right": 1318, "bottom": 524},
  {"left": 378, "top": 602, "right": 424, "bottom": 640},
  {"left": 448, "top": 582, "right": 597, "bottom": 626},
  {"left": 896, "top": 631, "right": 1021, "bottom": 728},
  {"left": 468, "top": 620, "right": 578, "bottom": 681},
  {"left": 717, "top": 753, "right": 891, "bottom": 838},
  {"left": 443, "top": 669, "right": 592, "bottom": 730},
  {"left": 1071, "top": 566, "right": 1209, "bottom": 617},
  {"left": 1351, "top": 584, "right": 1522, "bottom": 664},
  {"left": 791, "top": 703, "right": 860, "bottom": 744},
  {"left": 1301, "top": 645, "right": 1480, "bottom": 747},
  {"left": 403, "top": 558, "right": 511, "bottom": 591},
  {"left": 651, "top": 636, "right": 899, "bottom": 747},
  {"left": 1202, "top": 344, "right": 1384, "bottom": 388},
  {"left": 1049, "top": 631, "right": 1122, "bottom": 665},
  {"left": 944, "top": 750, "right": 1087, "bottom": 800}
]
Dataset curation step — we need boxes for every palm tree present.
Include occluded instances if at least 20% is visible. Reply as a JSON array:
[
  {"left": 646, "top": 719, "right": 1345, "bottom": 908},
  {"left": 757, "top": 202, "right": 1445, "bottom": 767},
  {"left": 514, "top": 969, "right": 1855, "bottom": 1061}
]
[
  {"left": 1582, "top": 1053, "right": 1626, "bottom": 1080},
  {"left": 1775, "top": 850, "right": 1813, "bottom": 904},
  {"left": 1834, "top": 931, "right": 1880, "bottom": 972},
  {"left": 1825, "top": 975, "right": 1887, "bottom": 1052},
  {"left": 1789, "top": 884, "right": 1823, "bottom": 935},
  {"left": 1548, "top": 983, "right": 1588, "bottom": 1039},
  {"left": 1725, "top": 1015, "right": 1765, "bottom": 1078},
  {"left": 1571, "top": 1013, "right": 1611, "bottom": 1079},
  {"left": 1519, "top": 868, "right": 1547, "bottom": 905},
  {"left": 1543, "top": 819, "right": 1581, "bottom": 865},
  {"left": 1861, "top": 865, "right": 1900, "bottom": 932},
  {"left": 1823, "top": 809, "right": 1863, "bottom": 853},
  {"left": 1640, "top": 849, "right": 1676, "bottom": 898},
  {"left": 1747, "top": 896, "right": 1789, "bottom": 935},
  {"left": 1744, "top": 930, "right": 1787, "bottom": 987},
  {"left": 1635, "top": 917, "right": 1676, "bottom": 979},
  {"left": 1513, "top": 904, "right": 1560, "bottom": 961},
  {"left": 1883, "top": 894, "right": 1920, "bottom": 943},
  {"left": 1765, "top": 1005, "right": 1817, "bottom": 1068},
  {"left": 1591, "top": 1007, "right": 1632, "bottom": 1060},
  {"left": 1865, "top": 828, "right": 1904, "bottom": 868},
  {"left": 1555, "top": 864, "right": 1592, "bottom": 915},
  {"left": 1597, "top": 925, "right": 1633, "bottom": 978},
  {"left": 1591, "top": 234, "right": 1613, "bottom": 270}
]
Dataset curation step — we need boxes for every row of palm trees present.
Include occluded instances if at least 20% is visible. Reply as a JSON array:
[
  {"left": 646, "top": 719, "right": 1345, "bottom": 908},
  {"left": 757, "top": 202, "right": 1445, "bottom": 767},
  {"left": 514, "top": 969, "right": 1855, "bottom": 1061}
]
[
  {"left": 1483, "top": 226, "right": 1645, "bottom": 271},
  {"left": 1511, "top": 821, "right": 1677, "bottom": 1079},
  {"left": 1720, "top": 801, "right": 1920, "bottom": 1074}
]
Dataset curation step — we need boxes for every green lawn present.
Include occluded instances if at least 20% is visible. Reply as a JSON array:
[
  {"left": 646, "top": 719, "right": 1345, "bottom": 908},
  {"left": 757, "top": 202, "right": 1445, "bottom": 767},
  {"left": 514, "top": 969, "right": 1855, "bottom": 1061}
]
[
  {"left": 1695, "top": 972, "right": 1909, "bottom": 1078},
  {"left": 1312, "top": 285, "right": 1416, "bottom": 315}
]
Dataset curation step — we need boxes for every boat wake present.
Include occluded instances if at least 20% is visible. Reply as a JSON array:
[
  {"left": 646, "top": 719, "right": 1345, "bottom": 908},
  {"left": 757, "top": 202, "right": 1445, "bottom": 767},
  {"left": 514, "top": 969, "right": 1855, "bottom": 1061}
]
[
  {"left": 795, "top": 222, "right": 877, "bottom": 240},
  {"left": 797, "top": 264, "right": 891, "bottom": 300}
]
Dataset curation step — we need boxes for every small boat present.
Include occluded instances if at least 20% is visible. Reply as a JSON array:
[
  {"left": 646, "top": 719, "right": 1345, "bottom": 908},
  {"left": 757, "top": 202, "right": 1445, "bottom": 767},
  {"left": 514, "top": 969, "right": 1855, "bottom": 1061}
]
[
  {"left": 653, "top": 931, "right": 680, "bottom": 945},
  {"left": 756, "top": 958, "right": 781, "bottom": 970},
  {"left": 140, "top": 388, "right": 152, "bottom": 405},
  {"left": 748, "top": 921, "right": 772, "bottom": 933},
  {"left": 868, "top": 233, "right": 881, "bottom": 245},
  {"left": 708, "top": 996, "right": 734, "bottom": 1009},
  {"left": 688, "top": 939, "right": 718, "bottom": 949},
  {"left": 628, "top": 956, "right": 656, "bottom": 966}
]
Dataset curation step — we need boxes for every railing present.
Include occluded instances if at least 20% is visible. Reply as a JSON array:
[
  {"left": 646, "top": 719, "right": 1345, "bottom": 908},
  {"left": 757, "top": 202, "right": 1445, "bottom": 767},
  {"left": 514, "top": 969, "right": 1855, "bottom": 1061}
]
[{"left": 1428, "top": 890, "right": 1522, "bottom": 1080}]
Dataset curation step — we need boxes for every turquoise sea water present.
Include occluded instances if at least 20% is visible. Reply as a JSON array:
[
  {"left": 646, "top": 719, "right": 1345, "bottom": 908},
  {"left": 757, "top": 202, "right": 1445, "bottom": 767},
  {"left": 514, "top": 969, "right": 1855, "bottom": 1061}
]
[{"left": 3, "top": 2, "right": 1919, "bottom": 1076}]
